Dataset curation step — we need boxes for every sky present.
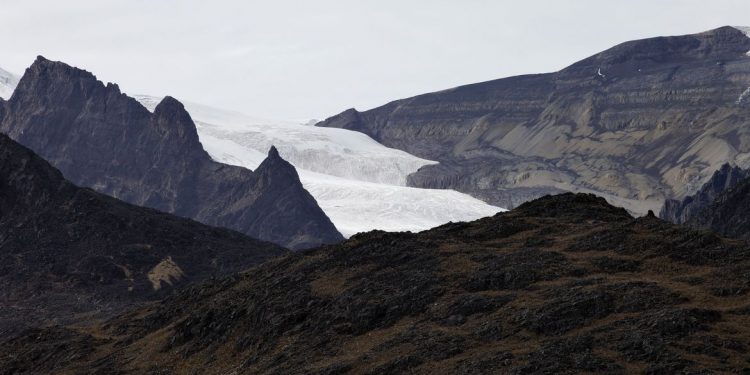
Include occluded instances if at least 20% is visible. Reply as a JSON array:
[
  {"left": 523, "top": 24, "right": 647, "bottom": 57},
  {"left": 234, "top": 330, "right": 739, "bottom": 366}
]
[{"left": 1, "top": 0, "right": 749, "bottom": 120}]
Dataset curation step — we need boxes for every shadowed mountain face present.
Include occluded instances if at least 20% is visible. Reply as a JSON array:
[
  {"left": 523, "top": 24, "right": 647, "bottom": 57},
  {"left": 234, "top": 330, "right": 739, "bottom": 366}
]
[
  {"left": 7, "top": 193, "right": 750, "bottom": 373},
  {"left": 0, "top": 133, "right": 286, "bottom": 338},
  {"left": 661, "top": 163, "right": 750, "bottom": 240},
  {"left": 0, "top": 56, "right": 343, "bottom": 250},
  {"left": 660, "top": 163, "right": 750, "bottom": 224},
  {"left": 318, "top": 26, "right": 750, "bottom": 213}
]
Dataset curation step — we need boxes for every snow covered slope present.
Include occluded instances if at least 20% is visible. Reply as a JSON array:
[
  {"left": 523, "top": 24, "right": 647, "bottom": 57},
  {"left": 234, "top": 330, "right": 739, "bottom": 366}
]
[
  {"left": 136, "top": 95, "right": 505, "bottom": 236},
  {"left": 734, "top": 26, "right": 750, "bottom": 37},
  {"left": 0, "top": 67, "right": 18, "bottom": 100}
]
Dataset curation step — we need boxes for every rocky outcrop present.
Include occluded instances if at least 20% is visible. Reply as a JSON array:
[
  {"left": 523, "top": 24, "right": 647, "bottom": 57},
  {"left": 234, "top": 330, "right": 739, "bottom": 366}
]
[
  {"left": 0, "top": 133, "right": 286, "bottom": 338},
  {"left": 8, "top": 193, "right": 750, "bottom": 373},
  {"left": 0, "top": 56, "right": 343, "bottom": 249},
  {"left": 319, "top": 26, "right": 750, "bottom": 214},
  {"left": 660, "top": 163, "right": 750, "bottom": 223},
  {"left": 668, "top": 169, "right": 750, "bottom": 240}
]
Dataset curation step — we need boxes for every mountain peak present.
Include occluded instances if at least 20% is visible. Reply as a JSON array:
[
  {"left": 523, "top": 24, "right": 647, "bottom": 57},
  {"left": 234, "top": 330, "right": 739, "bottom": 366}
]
[
  {"left": 255, "top": 145, "right": 298, "bottom": 181},
  {"left": 267, "top": 145, "right": 280, "bottom": 159},
  {"left": 562, "top": 26, "right": 750, "bottom": 75},
  {"left": 153, "top": 96, "right": 188, "bottom": 119}
]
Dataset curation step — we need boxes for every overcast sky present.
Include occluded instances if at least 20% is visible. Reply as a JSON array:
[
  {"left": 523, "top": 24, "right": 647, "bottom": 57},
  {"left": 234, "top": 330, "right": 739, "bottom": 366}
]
[{"left": 1, "top": 0, "right": 749, "bottom": 120}]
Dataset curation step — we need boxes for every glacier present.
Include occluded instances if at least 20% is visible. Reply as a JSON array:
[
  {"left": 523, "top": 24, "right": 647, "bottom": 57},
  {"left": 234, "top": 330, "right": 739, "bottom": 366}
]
[
  {"left": 0, "top": 68, "right": 18, "bottom": 100},
  {"left": 135, "top": 95, "right": 505, "bottom": 237},
  {"left": 0, "top": 66, "right": 504, "bottom": 237}
]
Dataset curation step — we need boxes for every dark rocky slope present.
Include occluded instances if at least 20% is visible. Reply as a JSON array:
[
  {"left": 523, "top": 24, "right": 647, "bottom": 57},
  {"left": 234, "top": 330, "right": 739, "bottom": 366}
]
[
  {"left": 660, "top": 163, "right": 750, "bottom": 224},
  {"left": 0, "top": 56, "right": 343, "bottom": 250},
  {"left": 667, "top": 169, "right": 750, "bottom": 241},
  {"left": 319, "top": 26, "right": 750, "bottom": 213},
  {"left": 0, "top": 133, "right": 286, "bottom": 338},
  {"left": 8, "top": 193, "right": 750, "bottom": 373}
]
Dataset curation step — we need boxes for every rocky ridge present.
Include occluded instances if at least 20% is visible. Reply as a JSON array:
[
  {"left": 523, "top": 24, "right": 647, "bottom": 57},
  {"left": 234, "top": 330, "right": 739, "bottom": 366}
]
[
  {"left": 0, "top": 56, "right": 343, "bottom": 249},
  {"left": 6, "top": 193, "right": 750, "bottom": 373},
  {"left": 0, "top": 133, "right": 286, "bottom": 338}
]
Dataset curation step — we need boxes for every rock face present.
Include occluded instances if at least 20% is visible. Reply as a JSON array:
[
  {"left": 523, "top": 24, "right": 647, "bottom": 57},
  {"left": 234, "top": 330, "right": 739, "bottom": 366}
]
[
  {"left": 660, "top": 163, "right": 750, "bottom": 224},
  {"left": 0, "top": 56, "right": 343, "bottom": 249},
  {"left": 0, "top": 133, "right": 286, "bottom": 338},
  {"left": 664, "top": 166, "right": 750, "bottom": 240},
  {"left": 318, "top": 26, "right": 750, "bottom": 213},
  {"left": 8, "top": 193, "right": 750, "bottom": 373}
]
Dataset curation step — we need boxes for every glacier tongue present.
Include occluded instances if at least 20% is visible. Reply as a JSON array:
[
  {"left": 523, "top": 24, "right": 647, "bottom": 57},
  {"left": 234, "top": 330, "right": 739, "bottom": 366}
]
[
  {"left": 135, "top": 95, "right": 436, "bottom": 185},
  {"left": 135, "top": 95, "right": 505, "bottom": 237}
]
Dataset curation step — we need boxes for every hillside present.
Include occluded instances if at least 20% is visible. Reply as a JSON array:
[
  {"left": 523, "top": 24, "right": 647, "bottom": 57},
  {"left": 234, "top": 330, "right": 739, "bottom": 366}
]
[
  {"left": 319, "top": 26, "right": 750, "bottom": 214},
  {"left": 5, "top": 194, "right": 750, "bottom": 373},
  {"left": 0, "top": 133, "right": 286, "bottom": 338}
]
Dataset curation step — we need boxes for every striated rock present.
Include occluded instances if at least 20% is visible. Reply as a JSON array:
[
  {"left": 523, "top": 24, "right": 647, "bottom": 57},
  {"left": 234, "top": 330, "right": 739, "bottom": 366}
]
[
  {"left": 0, "top": 133, "right": 286, "bottom": 338},
  {"left": 318, "top": 26, "right": 750, "bottom": 214},
  {"left": 0, "top": 56, "right": 343, "bottom": 249},
  {"left": 9, "top": 193, "right": 750, "bottom": 373}
]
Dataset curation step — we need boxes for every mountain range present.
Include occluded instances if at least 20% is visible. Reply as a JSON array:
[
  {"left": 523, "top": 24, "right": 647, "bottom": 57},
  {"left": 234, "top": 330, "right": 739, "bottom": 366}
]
[
  {"left": 319, "top": 26, "right": 750, "bottom": 214},
  {"left": 134, "top": 95, "right": 504, "bottom": 237},
  {"left": 5, "top": 25, "right": 750, "bottom": 375},
  {"left": 0, "top": 132, "right": 285, "bottom": 338},
  {"left": 0, "top": 56, "right": 343, "bottom": 250}
]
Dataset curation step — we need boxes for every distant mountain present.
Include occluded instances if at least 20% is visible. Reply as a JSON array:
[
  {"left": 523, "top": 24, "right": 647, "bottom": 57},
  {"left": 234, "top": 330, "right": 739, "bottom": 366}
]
[
  {"left": 134, "top": 95, "right": 504, "bottom": 237},
  {"left": 0, "top": 133, "right": 285, "bottom": 338},
  {"left": 660, "top": 163, "right": 750, "bottom": 224},
  {"left": 7, "top": 193, "right": 750, "bottom": 373},
  {"left": 0, "top": 56, "right": 343, "bottom": 249},
  {"left": 319, "top": 26, "right": 750, "bottom": 214}
]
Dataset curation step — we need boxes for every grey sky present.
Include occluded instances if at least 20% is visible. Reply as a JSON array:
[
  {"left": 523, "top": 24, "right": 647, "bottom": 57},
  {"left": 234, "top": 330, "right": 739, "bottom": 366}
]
[{"left": 1, "top": 0, "right": 749, "bottom": 120}]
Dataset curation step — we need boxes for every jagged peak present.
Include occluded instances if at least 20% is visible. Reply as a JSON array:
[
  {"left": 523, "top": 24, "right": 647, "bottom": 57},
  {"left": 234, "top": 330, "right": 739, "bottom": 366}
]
[
  {"left": 154, "top": 96, "right": 187, "bottom": 116},
  {"left": 267, "top": 145, "right": 281, "bottom": 159},
  {"left": 27, "top": 55, "right": 98, "bottom": 82},
  {"left": 254, "top": 145, "right": 301, "bottom": 185},
  {"left": 150, "top": 95, "right": 205, "bottom": 145}
]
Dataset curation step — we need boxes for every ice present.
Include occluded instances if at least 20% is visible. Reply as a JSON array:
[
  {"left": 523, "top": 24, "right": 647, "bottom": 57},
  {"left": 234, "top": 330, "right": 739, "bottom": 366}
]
[{"left": 135, "top": 95, "right": 506, "bottom": 236}]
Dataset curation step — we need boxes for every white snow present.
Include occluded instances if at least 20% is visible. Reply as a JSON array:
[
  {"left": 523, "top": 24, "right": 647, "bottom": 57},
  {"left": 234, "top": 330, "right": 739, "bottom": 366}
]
[
  {"left": 737, "top": 87, "right": 750, "bottom": 105},
  {"left": 733, "top": 26, "right": 750, "bottom": 37},
  {"left": 0, "top": 67, "right": 18, "bottom": 100},
  {"left": 136, "top": 95, "right": 505, "bottom": 236},
  {"left": 733, "top": 26, "right": 750, "bottom": 56}
]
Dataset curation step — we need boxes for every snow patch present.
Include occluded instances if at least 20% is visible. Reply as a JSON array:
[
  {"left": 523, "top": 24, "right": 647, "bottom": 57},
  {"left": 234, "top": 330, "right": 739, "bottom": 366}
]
[
  {"left": 733, "top": 26, "right": 750, "bottom": 37},
  {"left": 733, "top": 26, "right": 750, "bottom": 56},
  {"left": 737, "top": 87, "right": 750, "bottom": 105},
  {"left": 0, "top": 67, "right": 19, "bottom": 100}
]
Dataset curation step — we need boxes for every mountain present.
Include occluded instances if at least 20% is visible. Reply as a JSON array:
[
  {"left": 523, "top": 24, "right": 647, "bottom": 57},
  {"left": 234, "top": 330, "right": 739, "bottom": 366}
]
[
  {"left": 6, "top": 193, "right": 750, "bottom": 373},
  {"left": 318, "top": 26, "right": 750, "bottom": 214},
  {"left": 0, "top": 68, "right": 17, "bottom": 100},
  {"left": 0, "top": 133, "right": 286, "bottom": 338},
  {"left": 0, "top": 56, "right": 343, "bottom": 249},
  {"left": 135, "top": 95, "right": 504, "bottom": 237},
  {"left": 660, "top": 163, "right": 750, "bottom": 240},
  {"left": 660, "top": 163, "right": 750, "bottom": 224}
]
